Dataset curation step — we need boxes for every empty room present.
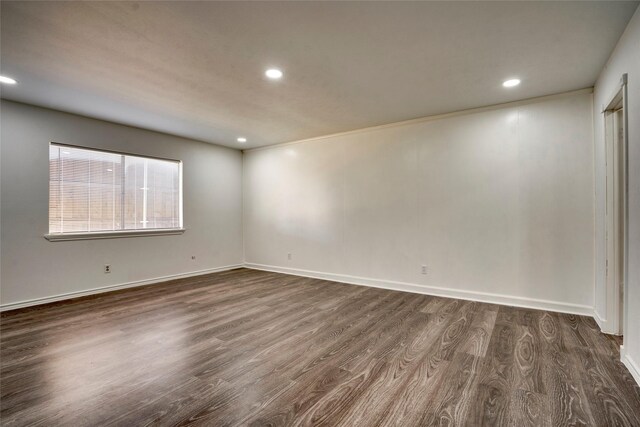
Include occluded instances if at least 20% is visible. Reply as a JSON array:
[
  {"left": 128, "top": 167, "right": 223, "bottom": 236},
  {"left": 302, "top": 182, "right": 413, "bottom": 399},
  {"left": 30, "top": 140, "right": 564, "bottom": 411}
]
[{"left": 1, "top": 1, "right": 640, "bottom": 425}]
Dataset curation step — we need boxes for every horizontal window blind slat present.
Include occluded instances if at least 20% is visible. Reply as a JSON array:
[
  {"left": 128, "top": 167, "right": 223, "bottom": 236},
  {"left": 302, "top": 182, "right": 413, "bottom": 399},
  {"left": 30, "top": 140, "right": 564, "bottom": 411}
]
[{"left": 49, "top": 144, "right": 181, "bottom": 235}]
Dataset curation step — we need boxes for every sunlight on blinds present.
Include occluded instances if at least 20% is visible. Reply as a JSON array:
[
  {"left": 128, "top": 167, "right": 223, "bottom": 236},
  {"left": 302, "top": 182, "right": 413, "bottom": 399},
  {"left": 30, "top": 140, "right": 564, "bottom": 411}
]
[
  {"left": 49, "top": 144, "right": 181, "bottom": 234},
  {"left": 124, "top": 155, "right": 181, "bottom": 230}
]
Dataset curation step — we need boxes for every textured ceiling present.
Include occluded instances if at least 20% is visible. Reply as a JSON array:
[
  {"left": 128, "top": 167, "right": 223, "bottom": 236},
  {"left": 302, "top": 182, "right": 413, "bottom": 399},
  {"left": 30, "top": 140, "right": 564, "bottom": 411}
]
[{"left": 1, "top": 1, "right": 638, "bottom": 149}]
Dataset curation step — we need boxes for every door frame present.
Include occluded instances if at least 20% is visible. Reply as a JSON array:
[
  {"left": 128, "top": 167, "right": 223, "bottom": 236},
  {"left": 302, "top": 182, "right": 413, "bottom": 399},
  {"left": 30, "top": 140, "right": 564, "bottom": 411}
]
[{"left": 602, "top": 73, "right": 629, "bottom": 337}]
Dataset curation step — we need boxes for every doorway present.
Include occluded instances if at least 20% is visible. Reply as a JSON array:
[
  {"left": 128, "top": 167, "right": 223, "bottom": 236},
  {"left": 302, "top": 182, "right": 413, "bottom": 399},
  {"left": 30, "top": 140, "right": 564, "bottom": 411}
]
[{"left": 603, "top": 74, "right": 628, "bottom": 339}]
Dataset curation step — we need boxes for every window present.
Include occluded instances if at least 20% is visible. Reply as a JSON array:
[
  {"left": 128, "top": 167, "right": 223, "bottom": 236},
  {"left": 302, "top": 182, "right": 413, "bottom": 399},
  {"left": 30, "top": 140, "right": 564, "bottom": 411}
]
[{"left": 47, "top": 143, "right": 183, "bottom": 240}]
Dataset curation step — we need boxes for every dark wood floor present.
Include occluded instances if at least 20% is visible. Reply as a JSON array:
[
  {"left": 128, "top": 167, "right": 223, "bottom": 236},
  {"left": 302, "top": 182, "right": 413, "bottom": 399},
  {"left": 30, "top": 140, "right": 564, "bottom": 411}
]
[{"left": 1, "top": 268, "right": 639, "bottom": 426}]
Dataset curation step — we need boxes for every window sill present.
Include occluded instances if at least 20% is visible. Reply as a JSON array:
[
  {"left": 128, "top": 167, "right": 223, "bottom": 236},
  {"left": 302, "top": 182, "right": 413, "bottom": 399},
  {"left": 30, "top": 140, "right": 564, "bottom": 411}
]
[{"left": 44, "top": 228, "right": 186, "bottom": 242}]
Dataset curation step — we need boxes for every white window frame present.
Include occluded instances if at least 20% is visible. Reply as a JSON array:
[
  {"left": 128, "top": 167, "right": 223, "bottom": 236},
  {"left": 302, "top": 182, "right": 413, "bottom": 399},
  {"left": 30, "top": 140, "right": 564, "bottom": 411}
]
[{"left": 45, "top": 142, "right": 185, "bottom": 242}]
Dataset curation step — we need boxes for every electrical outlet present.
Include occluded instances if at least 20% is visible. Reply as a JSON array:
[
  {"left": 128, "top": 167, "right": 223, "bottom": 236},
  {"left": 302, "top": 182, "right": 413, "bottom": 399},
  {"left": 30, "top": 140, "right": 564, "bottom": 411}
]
[
  {"left": 104, "top": 264, "right": 111, "bottom": 274},
  {"left": 421, "top": 265, "right": 427, "bottom": 275},
  {"left": 287, "top": 253, "right": 292, "bottom": 260},
  {"left": 191, "top": 255, "right": 196, "bottom": 260}
]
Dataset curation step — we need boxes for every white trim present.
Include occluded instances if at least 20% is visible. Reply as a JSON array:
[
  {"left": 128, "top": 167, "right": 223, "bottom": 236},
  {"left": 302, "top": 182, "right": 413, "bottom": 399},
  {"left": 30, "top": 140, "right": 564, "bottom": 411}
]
[
  {"left": 179, "top": 162, "right": 184, "bottom": 229},
  {"left": 593, "top": 309, "right": 623, "bottom": 335},
  {"left": 0, "top": 264, "right": 242, "bottom": 312},
  {"left": 244, "top": 88, "right": 594, "bottom": 153},
  {"left": 601, "top": 74, "right": 628, "bottom": 113},
  {"left": 600, "top": 73, "right": 629, "bottom": 336},
  {"left": 594, "top": 309, "right": 609, "bottom": 332},
  {"left": 244, "top": 263, "right": 594, "bottom": 316},
  {"left": 621, "top": 346, "right": 640, "bottom": 387},
  {"left": 45, "top": 228, "right": 186, "bottom": 241}
]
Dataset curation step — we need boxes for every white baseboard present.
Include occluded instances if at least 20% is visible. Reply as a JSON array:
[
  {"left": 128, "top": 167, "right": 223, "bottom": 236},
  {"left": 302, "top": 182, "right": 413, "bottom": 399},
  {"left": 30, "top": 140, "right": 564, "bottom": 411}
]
[
  {"left": 1, "top": 262, "right": 596, "bottom": 320},
  {"left": 244, "top": 263, "right": 594, "bottom": 317},
  {"left": 621, "top": 346, "right": 640, "bottom": 386},
  {"left": 0, "top": 264, "right": 243, "bottom": 312},
  {"left": 594, "top": 309, "right": 624, "bottom": 335},
  {"left": 594, "top": 309, "right": 608, "bottom": 331}
]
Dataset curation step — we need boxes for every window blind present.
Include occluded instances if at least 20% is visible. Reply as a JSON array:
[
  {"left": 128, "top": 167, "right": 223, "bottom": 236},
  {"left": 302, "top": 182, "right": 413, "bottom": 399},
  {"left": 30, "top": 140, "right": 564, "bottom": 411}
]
[{"left": 49, "top": 144, "right": 181, "bottom": 234}]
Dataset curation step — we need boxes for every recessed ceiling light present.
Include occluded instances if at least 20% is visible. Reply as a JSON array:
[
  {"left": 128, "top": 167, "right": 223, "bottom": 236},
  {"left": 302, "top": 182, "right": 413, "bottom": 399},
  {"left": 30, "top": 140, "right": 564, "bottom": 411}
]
[
  {"left": 0, "top": 75, "right": 17, "bottom": 85},
  {"left": 265, "top": 68, "right": 283, "bottom": 80},
  {"left": 503, "top": 79, "right": 521, "bottom": 88},
  {"left": 237, "top": 137, "right": 247, "bottom": 143}
]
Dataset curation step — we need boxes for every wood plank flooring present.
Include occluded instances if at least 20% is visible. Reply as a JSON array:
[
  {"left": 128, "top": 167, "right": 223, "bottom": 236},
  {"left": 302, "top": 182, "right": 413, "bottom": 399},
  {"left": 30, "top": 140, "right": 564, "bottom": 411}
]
[{"left": 1, "top": 268, "right": 639, "bottom": 426}]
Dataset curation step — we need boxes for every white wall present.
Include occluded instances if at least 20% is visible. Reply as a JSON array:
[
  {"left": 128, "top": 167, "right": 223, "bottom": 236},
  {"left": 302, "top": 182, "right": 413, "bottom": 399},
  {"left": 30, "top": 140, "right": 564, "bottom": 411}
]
[
  {"left": 244, "top": 91, "right": 595, "bottom": 314},
  {"left": 0, "top": 100, "right": 243, "bottom": 308},
  {"left": 593, "top": 6, "right": 640, "bottom": 382}
]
